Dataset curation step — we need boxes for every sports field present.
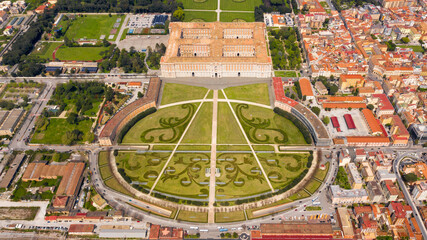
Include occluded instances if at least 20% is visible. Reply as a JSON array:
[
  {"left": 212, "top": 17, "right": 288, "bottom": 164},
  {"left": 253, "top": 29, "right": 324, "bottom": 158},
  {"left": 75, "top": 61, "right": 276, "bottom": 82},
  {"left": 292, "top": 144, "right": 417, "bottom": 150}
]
[
  {"left": 220, "top": 12, "right": 255, "bottom": 22},
  {"left": 64, "top": 15, "right": 125, "bottom": 41},
  {"left": 184, "top": 11, "right": 217, "bottom": 22},
  {"left": 55, "top": 46, "right": 108, "bottom": 61},
  {"left": 179, "top": 0, "right": 218, "bottom": 10},
  {"left": 220, "top": 0, "right": 263, "bottom": 11}
]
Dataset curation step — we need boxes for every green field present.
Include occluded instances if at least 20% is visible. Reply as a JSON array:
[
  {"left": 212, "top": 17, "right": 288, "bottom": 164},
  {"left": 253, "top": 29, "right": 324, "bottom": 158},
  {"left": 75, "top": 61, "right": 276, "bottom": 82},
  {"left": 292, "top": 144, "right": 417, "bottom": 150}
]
[
  {"left": 220, "top": 0, "right": 262, "bottom": 11},
  {"left": 31, "top": 118, "right": 94, "bottom": 144},
  {"left": 215, "top": 211, "right": 246, "bottom": 222},
  {"left": 184, "top": 11, "right": 217, "bottom": 22},
  {"left": 116, "top": 151, "right": 171, "bottom": 190},
  {"left": 121, "top": 103, "right": 198, "bottom": 144},
  {"left": 31, "top": 42, "right": 62, "bottom": 60},
  {"left": 220, "top": 12, "right": 255, "bottom": 22},
  {"left": 83, "top": 100, "right": 102, "bottom": 116},
  {"left": 55, "top": 46, "right": 108, "bottom": 61},
  {"left": 216, "top": 152, "right": 271, "bottom": 199},
  {"left": 274, "top": 71, "right": 297, "bottom": 77},
  {"left": 161, "top": 83, "right": 209, "bottom": 105},
  {"left": 233, "top": 103, "right": 307, "bottom": 145},
  {"left": 181, "top": 102, "right": 213, "bottom": 144},
  {"left": 288, "top": 189, "right": 310, "bottom": 201},
  {"left": 305, "top": 179, "right": 322, "bottom": 194},
  {"left": 65, "top": 15, "right": 125, "bottom": 40},
  {"left": 257, "top": 152, "right": 309, "bottom": 190},
  {"left": 313, "top": 162, "right": 329, "bottom": 181},
  {"left": 154, "top": 153, "right": 210, "bottom": 199},
  {"left": 397, "top": 45, "right": 424, "bottom": 52},
  {"left": 179, "top": 0, "right": 218, "bottom": 9},
  {"left": 177, "top": 210, "right": 208, "bottom": 222},
  {"left": 223, "top": 83, "right": 270, "bottom": 105},
  {"left": 217, "top": 102, "right": 246, "bottom": 144}
]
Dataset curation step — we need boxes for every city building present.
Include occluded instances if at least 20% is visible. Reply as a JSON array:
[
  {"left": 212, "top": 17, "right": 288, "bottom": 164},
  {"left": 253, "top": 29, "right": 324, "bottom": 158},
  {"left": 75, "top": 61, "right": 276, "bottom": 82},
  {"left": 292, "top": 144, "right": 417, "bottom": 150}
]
[
  {"left": 412, "top": 182, "right": 427, "bottom": 202},
  {"left": 314, "top": 81, "right": 328, "bottom": 95},
  {"left": 0, "top": 109, "right": 24, "bottom": 136},
  {"left": 161, "top": 22, "right": 272, "bottom": 78},
  {"left": 336, "top": 208, "right": 355, "bottom": 239},
  {"left": 366, "top": 181, "right": 384, "bottom": 203},
  {"left": 361, "top": 162, "right": 375, "bottom": 182},
  {"left": 251, "top": 222, "right": 334, "bottom": 239},
  {"left": 338, "top": 149, "right": 351, "bottom": 167},
  {"left": 0, "top": 154, "right": 25, "bottom": 189},
  {"left": 68, "top": 224, "right": 95, "bottom": 235},
  {"left": 361, "top": 109, "right": 383, "bottom": 136},
  {"left": 339, "top": 74, "right": 365, "bottom": 92},
  {"left": 381, "top": 180, "right": 400, "bottom": 202},
  {"left": 329, "top": 185, "right": 369, "bottom": 205},
  {"left": 299, "top": 78, "right": 314, "bottom": 100},
  {"left": 346, "top": 162, "right": 364, "bottom": 189}
]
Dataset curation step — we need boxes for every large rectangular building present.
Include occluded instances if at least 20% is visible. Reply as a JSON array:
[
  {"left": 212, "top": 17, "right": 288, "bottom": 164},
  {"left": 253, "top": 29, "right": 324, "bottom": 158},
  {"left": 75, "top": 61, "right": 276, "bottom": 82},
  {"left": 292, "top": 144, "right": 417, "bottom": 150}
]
[{"left": 161, "top": 22, "right": 272, "bottom": 78}]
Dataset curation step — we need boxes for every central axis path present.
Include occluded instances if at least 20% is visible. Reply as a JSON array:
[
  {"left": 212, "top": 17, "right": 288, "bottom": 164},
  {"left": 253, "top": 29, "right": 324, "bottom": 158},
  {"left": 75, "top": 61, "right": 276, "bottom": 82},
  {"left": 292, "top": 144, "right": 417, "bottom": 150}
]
[{"left": 208, "top": 90, "right": 218, "bottom": 223}]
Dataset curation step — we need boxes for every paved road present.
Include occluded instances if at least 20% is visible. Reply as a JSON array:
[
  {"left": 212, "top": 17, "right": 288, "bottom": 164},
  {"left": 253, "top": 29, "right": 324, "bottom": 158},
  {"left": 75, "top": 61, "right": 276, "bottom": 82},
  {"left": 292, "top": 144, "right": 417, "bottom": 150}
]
[
  {"left": 393, "top": 153, "right": 427, "bottom": 239},
  {"left": 208, "top": 90, "right": 218, "bottom": 223},
  {"left": 115, "top": 14, "right": 130, "bottom": 45}
]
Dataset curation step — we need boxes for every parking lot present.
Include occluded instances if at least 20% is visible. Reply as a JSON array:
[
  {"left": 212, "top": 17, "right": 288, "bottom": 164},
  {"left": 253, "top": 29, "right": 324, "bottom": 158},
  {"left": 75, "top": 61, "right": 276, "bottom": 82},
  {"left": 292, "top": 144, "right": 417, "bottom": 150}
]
[
  {"left": 117, "top": 35, "right": 169, "bottom": 52},
  {"left": 322, "top": 109, "right": 370, "bottom": 138}
]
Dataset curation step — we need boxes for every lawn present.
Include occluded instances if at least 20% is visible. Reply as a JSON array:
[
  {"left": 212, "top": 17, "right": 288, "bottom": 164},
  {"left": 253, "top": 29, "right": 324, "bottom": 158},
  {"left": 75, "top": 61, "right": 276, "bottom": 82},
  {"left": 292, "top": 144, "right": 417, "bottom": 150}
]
[
  {"left": 220, "top": 12, "right": 255, "bottom": 22},
  {"left": 274, "top": 71, "right": 297, "bottom": 77},
  {"left": 31, "top": 42, "right": 62, "bottom": 60},
  {"left": 313, "top": 162, "right": 329, "bottom": 181},
  {"left": 65, "top": 15, "right": 125, "bottom": 40},
  {"left": 161, "top": 83, "right": 209, "bottom": 105},
  {"left": 217, "top": 145, "right": 251, "bottom": 151},
  {"left": 115, "top": 151, "right": 171, "bottom": 190},
  {"left": 304, "top": 179, "right": 322, "bottom": 194},
  {"left": 233, "top": 103, "right": 307, "bottom": 145},
  {"left": 105, "top": 177, "right": 133, "bottom": 196},
  {"left": 288, "top": 189, "right": 310, "bottom": 201},
  {"left": 83, "top": 100, "right": 102, "bottom": 117},
  {"left": 154, "top": 152, "right": 210, "bottom": 199},
  {"left": 215, "top": 211, "right": 246, "bottom": 223},
  {"left": 182, "top": 102, "right": 212, "bottom": 144},
  {"left": 215, "top": 152, "right": 271, "bottom": 200},
  {"left": 257, "top": 152, "right": 309, "bottom": 190},
  {"left": 217, "top": 103, "right": 246, "bottom": 144},
  {"left": 397, "top": 45, "right": 424, "bottom": 53},
  {"left": 223, "top": 83, "right": 270, "bottom": 105},
  {"left": 184, "top": 11, "right": 217, "bottom": 22},
  {"left": 220, "top": 0, "right": 263, "bottom": 11},
  {"left": 177, "top": 210, "right": 208, "bottom": 223},
  {"left": 179, "top": 0, "right": 218, "bottom": 9},
  {"left": 246, "top": 198, "right": 292, "bottom": 219},
  {"left": 31, "top": 118, "right": 94, "bottom": 145},
  {"left": 121, "top": 103, "right": 198, "bottom": 144},
  {"left": 55, "top": 46, "right": 108, "bottom": 61},
  {"left": 100, "top": 165, "right": 113, "bottom": 180},
  {"left": 177, "top": 145, "right": 211, "bottom": 151}
]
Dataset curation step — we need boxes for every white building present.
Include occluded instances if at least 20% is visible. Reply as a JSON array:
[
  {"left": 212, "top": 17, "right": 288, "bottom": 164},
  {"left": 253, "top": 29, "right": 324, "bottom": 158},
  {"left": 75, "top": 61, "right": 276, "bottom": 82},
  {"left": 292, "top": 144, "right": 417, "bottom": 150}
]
[
  {"left": 329, "top": 185, "right": 369, "bottom": 205},
  {"left": 339, "top": 149, "right": 351, "bottom": 167},
  {"left": 412, "top": 182, "right": 427, "bottom": 201}
]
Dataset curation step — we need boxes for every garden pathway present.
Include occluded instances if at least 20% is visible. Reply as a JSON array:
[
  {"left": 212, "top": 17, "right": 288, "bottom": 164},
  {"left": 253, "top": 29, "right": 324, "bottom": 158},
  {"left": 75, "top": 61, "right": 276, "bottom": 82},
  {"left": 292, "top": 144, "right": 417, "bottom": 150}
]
[{"left": 208, "top": 90, "right": 218, "bottom": 223}]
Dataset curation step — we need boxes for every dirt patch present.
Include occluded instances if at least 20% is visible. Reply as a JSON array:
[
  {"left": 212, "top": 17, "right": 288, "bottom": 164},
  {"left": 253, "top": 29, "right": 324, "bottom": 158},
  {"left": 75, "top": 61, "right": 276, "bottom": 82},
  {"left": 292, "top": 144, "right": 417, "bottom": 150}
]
[{"left": 0, "top": 207, "right": 39, "bottom": 220}]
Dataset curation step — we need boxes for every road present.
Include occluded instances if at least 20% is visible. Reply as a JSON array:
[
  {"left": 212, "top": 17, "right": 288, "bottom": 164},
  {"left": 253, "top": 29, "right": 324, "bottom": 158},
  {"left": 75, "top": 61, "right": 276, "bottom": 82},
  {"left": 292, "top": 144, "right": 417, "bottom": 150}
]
[{"left": 393, "top": 153, "right": 427, "bottom": 240}]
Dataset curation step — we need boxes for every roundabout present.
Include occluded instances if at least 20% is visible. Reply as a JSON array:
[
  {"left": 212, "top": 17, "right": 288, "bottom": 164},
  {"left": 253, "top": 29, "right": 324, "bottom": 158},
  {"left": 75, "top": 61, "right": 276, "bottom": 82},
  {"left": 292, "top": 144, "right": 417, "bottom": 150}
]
[{"left": 98, "top": 82, "right": 326, "bottom": 223}]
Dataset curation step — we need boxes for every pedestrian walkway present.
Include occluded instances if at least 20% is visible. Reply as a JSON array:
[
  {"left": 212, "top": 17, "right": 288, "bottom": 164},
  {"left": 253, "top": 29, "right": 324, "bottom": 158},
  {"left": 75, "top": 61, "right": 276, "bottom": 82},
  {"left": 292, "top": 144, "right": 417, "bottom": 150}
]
[{"left": 208, "top": 90, "right": 218, "bottom": 223}]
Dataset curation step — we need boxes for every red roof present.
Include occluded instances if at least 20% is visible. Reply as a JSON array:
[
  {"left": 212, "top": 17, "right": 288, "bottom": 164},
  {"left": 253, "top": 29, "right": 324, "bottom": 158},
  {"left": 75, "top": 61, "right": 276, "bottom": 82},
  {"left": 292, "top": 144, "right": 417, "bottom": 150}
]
[
  {"left": 344, "top": 114, "right": 356, "bottom": 129},
  {"left": 273, "top": 77, "right": 298, "bottom": 107},
  {"left": 372, "top": 94, "right": 394, "bottom": 111},
  {"left": 355, "top": 149, "right": 366, "bottom": 156},
  {"left": 68, "top": 224, "right": 95, "bottom": 233},
  {"left": 390, "top": 202, "right": 406, "bottom": 218},
  {"left": 331, "top": 116, "right": 340, "bottom": 128},
  {"left": 299, "top": 78, "right": 314, "bottom": 97}
]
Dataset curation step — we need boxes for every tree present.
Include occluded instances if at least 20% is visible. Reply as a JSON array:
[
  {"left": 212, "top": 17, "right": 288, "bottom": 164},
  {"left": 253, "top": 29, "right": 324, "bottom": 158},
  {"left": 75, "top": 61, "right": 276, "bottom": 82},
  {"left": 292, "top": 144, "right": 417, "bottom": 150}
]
[
  {"left": 400, "top": 37, "right": 410, "bottom": 44},
  {"left": 367, "top": 104, "right": 374, "bottom": 110},
  {"left": 322, "top": 116, "right": 330, "bottom": 125},
  {"left": 348, "top": 107, "right": 352, "bottom": 111},
  {"left": 66, "top": 112, "right": 78, "bottom": 125},
  {"left": 137, "top": 91, "right": 144, "bottom": 98},
  {"left": 102, "top": 38, "right": 111, "bottom": 47},
  {"left": 311, "top": 106, "right": 321, "bottom": 116},
  {"left": 173, "top": 7, "right": 185, "bottom": 21},
  {"left": 402, "top": 173, "right": 417, "bottom": 183}
]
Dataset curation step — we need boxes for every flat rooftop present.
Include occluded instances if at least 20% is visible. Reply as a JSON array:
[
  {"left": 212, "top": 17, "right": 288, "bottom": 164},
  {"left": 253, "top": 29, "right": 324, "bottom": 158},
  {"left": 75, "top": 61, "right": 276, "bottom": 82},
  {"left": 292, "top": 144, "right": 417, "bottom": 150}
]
[{"left": 161, "top": 22, "right": 271, "bottom": 64}]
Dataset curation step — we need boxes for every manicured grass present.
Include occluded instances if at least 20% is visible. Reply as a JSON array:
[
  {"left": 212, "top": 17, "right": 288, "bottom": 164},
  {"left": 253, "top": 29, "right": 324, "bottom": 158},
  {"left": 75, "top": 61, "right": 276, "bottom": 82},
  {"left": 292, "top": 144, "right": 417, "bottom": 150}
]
[
  {"left": 216, "top": 152, "right": 271, "bottom": 200},
  {"left": 184, "top": 11, "right": 217, "bottom": 22},
  {"left": 31, "top": 42, "right": 62, "bottom": 60},
  {"left": 252, "top": 145, "right": 275, "bottom": 151},
  {"left": 220, "top": 0, "right": 262, "bottom": 11},
  {"left": 246, "top": 198, "right": 292, "bottom": 219},
  {"left": 288, "top": 189, "right": 310, "bottom": 201},
  {"left": 161, "top": 83, "right": 209, "bottom": 105},
  {"left": 83, "top": 100, "right": 102, "bottom": 116},
  {"left": 217, "top": 145, "right": 251, "bottom": 151},
  {"left": 151, "top": 145, "right": 176, "bottom": 151},
  {"left": 55, "top": 46, "right": 108, "bottom": 61},
  {"left": 115, "top": 151, "right": 171, "bottom": 190},
  {"left": 177, "top": 210, "right": 208, "bottom": 223},
  {"left": 274, "top": 71, "right": 297, "bottom": 77},
  {"left": 233, "top": 103, "right": 307, "bottom": 145},
  {"left": 98, "top": 151, "right": 109, "bottom": 166},
  {"left": 215, "top": 211, "right": 246, "bottom": 223},
  {"left": 31, "top": 118, "right": 94, "bottom": 144},
  {"left": 100, "top": 165, "right": 113, "bottom": 180},
  {"left": 223, "top": 83, "right": 270, "bottom": 105},
  {"left": 177, "top": 145, "right": 211, "bottom": 151},
  {"left": 105, "top": 177, "right": 133, "bottom": 196},
  {"left": 304, "top": 179, "right": 322, "bottom": 194},
  {"left": 306, "top": 206, "right": 322, "bottom": 211},
  {"left": 65, "top": 15, "right": 125, "bottom": 40},
  {"left": 397, "top": 45, "right": 424, "bottom": 52},
  {"left": 154, "top": 152, "right": 210, "bottom": 199},
  {"left": 122, "top": 103, "right": 198, "bottom": 144},
  {"left": 179, "top": 0, "right": 218, "bottom": 9},
  {"left": 313, "top": 162, "right": 329, "bottom": 181},
  {"left": 182, "top": 102, "right": 212, "bottom": 144},
  {"left": 257, "top": 152, "right": 309, "bottom": 190},
  {"left": 217, "top": 103, "right": 246, "bottom": 144},
  {"left": 220, "top": 12, "right": 255, "bottom": 22}
]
